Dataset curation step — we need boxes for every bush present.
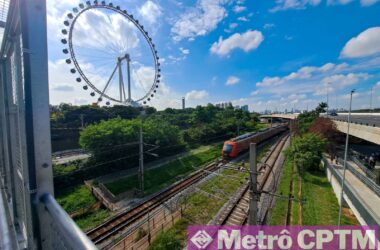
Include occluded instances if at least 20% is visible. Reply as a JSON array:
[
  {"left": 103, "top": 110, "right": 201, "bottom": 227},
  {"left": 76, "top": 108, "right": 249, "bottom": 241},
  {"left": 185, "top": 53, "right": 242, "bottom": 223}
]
[{"left": 285, "top": 133, "right": 327, "bottom": 173}]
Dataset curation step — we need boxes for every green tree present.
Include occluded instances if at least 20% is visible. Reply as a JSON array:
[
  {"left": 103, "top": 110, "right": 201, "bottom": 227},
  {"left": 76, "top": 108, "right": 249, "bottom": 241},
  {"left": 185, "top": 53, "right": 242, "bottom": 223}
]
[
  {"left": 285, "top": 133, "right": 327, "bottom": 173},
  {"left": 79, "top": 117, "right": 184, "bottom": 163}
]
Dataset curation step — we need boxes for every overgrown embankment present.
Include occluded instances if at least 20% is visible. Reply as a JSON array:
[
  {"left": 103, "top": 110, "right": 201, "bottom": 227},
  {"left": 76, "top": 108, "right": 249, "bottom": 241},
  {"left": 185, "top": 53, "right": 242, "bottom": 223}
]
[{"left": 269, "top": 157, "right": 359, "bottom": 225}]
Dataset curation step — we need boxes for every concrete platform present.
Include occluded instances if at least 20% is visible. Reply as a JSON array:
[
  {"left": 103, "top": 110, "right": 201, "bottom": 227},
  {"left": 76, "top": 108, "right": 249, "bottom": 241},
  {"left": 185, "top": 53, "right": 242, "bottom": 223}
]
[{"left": 324, "top": 157, "right": 380, "bottom": 226}]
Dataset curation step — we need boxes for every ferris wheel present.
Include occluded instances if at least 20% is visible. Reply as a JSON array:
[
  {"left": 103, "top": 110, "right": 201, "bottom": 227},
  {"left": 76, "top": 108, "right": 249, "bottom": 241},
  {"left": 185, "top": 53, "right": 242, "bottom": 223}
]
[{"left": 61, "top": 1, "right": 160, "bottom": 106}]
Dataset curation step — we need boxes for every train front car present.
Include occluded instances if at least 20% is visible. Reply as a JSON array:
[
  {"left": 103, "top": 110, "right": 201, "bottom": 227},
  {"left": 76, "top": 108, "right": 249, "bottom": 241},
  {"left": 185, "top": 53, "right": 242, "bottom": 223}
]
[
  {"left": 221, "top": 124, "right": 288, "bottom": 159},
  {"left": 222, "top": 141, "right": 238, "bottom": 158}
]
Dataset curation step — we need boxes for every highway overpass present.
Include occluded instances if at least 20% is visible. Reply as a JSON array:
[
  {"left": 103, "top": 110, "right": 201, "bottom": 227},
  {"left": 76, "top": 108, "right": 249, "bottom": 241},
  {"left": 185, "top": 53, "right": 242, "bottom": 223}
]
[{"left": 261, "top": 113, "right": 380, "bottom": 145}]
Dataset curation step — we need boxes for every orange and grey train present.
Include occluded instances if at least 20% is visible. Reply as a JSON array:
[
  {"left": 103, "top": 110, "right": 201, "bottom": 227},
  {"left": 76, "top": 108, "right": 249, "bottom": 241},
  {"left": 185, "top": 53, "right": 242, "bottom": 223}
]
[{"left": 222, "top": 124, "right": 288, "bottom": 158}]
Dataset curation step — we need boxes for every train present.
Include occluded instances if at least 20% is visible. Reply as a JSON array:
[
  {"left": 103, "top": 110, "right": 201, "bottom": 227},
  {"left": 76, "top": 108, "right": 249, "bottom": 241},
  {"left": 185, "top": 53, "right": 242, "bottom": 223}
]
[{"left": 222, "top": 124, "right": 288, "bottom": 158}]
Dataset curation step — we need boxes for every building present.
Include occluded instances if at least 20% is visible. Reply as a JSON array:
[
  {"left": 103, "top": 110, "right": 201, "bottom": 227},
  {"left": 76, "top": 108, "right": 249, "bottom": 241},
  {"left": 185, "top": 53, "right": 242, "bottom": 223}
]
[{"left": 241, "top": 105, "right": 249, "bottom": 112}]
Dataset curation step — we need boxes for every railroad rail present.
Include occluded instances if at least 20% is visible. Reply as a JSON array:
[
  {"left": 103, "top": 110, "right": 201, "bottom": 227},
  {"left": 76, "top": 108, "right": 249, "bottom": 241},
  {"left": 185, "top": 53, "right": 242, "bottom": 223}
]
[
  {"left": 217, "top": 134, "right": 289, "bottom": 225},
  {"left": 86, "top": 131, "right": 288, "bottom": 247},
  {"left": 86, "top": 160, "right": 220, "bottom": 245}
]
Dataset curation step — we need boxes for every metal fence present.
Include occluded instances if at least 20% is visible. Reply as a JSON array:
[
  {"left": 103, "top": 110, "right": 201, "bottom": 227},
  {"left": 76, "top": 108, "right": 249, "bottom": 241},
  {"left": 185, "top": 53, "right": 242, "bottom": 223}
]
[
  {"left": 324, "top": 159, "right": 380, "bottom": 227},
  {"left": 350, "top": 156, "right": 377, "bottom": 181},
  {"left": 0, "top": 1, "right": 97, "bottom": 249},
  {"left": 337, "top": 159, "right": 380, "bottom": 198}
]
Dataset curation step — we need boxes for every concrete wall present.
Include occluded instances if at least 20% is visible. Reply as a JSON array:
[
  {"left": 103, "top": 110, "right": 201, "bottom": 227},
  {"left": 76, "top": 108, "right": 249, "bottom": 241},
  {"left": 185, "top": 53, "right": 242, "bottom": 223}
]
[{"left": 334, "top": 120, "right": 380, "bottom": 145}]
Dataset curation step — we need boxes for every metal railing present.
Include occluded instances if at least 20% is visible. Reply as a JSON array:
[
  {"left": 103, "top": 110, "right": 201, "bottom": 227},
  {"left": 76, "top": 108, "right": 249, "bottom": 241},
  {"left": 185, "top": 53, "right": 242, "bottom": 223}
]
[
  {"left": 0, "top": 186, "right": 18, "bottom": 250},
  {"left": 39, "top": 193, "right": 97, "bottom": 250},
  {"left": 351, "top": 156, "right": 377, "bottom": 181},
  {"left": 324, "top": 159, "right": 380, "bottom": 226},
  {"left": 0, "top": 1, "right": 98, "bottom": 249},
  {"left": 337, "top": 159, "right": 380, "bottom": 198},
  {"left": 330, "top": 117, "right": 378, "bottom": 127}
]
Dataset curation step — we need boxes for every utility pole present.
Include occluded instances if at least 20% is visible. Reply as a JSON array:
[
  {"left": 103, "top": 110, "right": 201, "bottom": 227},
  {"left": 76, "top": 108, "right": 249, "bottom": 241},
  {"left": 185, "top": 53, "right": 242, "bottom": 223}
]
[
  {"left": 138, "top": 110, "right": 146, "bottom": 192},
  {"left": 370, "top": 86, "right": 373, "bottom": 114},
  {"left": 326, "top": 82, "right": 331, "bottom": 115},
  {"left": 248, "top": 143, "right": 258, "bottom": 225},
  {"left": 79, "top": 114, "right": 84, "bottom": 129},
  {"left": 338, "top": 89, "right": 355, "bottom": 226},
  {"left": 182, "top": 97, "right": 185, "bottom": 110}
]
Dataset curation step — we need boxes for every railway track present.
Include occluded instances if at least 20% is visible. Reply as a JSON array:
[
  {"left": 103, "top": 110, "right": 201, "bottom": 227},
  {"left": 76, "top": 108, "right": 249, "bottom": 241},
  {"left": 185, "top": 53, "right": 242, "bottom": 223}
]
[
  {"left": 86, "top": 132, "right": 287, "bottom": 247},
  {"left": 86, "top": 160, "right": 221, "bottom": 245},
  {"left": 217, "top": 134, "right": 289, "bottom": 225}
]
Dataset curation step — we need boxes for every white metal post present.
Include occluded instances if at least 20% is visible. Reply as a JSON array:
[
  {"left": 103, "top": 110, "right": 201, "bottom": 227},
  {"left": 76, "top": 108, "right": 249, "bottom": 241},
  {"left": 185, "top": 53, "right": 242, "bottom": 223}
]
[
  {"left": 139, "top": 120, "right": 144, "bottom": 192},
  {"left": 20, "top": 0, "right": 54, "bottom": 248},
  {"left": 126, "top": 54, "right": 132, "bottom": 102},
  {"left": 338, "top": 89, "right": 355, "bottom": 226}
]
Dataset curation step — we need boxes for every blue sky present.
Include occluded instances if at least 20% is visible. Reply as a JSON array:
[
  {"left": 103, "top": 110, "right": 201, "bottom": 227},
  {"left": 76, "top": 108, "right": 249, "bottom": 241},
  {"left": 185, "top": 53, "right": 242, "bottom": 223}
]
[{"left": 47, "top": 0, "right": 380, "bottom": 111}]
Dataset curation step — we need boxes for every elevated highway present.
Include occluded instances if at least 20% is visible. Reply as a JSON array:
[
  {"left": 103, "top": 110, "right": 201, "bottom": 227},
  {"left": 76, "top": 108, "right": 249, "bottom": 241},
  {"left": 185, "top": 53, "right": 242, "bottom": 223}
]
[{"left": 261, "top": 113, "right": 380, "bottom": 145}]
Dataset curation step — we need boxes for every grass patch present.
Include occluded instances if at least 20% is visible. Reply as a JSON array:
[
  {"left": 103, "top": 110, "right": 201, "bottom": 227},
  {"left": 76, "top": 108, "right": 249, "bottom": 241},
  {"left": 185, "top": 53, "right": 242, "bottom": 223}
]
[
  {"left": 75, "top": 208, "right": 111, "bottom": 231},
  {"left": 302, "top": 170, "right": 358, "bottom": 225},
  {"left": 148, "top": 143, "right": 272, "bottom": 248},
  {"left": 291, "top": 164, "right": 300, "bottom": 225},
  {"left": 148, "top": 219, "right": 189, "bottom": 250},
  {"left": 105, "top": 145, "right": 221, "bottom": 196},
  {"left": 56, "top": 185, "right": 97, "bottom": 213},
  {"left": 53, "top": 159, "right": 86, "bottom": 176},
  {"left": 270, "top": 159, "right": 293, "bottom": 225},
  {"left": 270, "top": 158, "right": 359, "bottom": 225},
  {"left": 53, "top": 164, "right": 78, "bottom": 175},
  {"left": 183, "top": 168, "right": 248, "bottom": 223}
]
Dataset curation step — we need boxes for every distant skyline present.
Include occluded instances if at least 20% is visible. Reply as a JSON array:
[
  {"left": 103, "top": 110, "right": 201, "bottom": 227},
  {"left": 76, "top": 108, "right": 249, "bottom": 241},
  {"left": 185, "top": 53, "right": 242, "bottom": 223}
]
[{"left": 48, "top": 0, "right": 380, "bottom": 111}]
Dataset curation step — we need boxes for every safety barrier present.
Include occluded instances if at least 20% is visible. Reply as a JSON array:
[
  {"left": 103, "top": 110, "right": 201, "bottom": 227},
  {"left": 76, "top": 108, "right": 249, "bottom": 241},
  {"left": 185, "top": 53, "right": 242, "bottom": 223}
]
[
  {"left": 324, "top": 159, "right": 380, "bottom": 227},
  {"left": 337, "top": 159, "right": 380, "bottom": 198}
]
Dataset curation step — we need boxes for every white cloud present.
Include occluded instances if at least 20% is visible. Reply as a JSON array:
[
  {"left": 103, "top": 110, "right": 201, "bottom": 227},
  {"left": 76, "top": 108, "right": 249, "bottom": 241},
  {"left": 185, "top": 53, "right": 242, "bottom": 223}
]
[
  {"left": 320, "top": 73, "right": 370, "bottom": 88},
  {"left": 263, "top": 23, "right": 275, "bottom": 29},
  {"left": 250, "top": 90, "right": 259, "bottom": 96},
  {"left": 229, "top": 23, "right": 238, "bottom": 29},
  {"left": 185, "top": 90, "right": 209, "bottom": 100},
  {"left": 360, "top": 0, "right": 379, "bottom": 6},
  {"left": 226, "top": 76, "right": 240, "bottom": 86},
  {"left": 314, "top": 73, "right": 370, "bottom": 95},
  {"left": 271, "top": 0, "right": 378, "bottom": 12},
  {"left": 48, "top": 59, "right": 180, "bottom": 110},
  {"left": 256, "top": 62, "right": 347, "bottom": 87},
  {"left": 49, "top": 59, "right": 93, "bottom": 105},
  {"left": 179, "top": 47, "right": 190, "bottom": 55},
  {"left": 224, "top": 23, "right": 238, "bottom": 33},
  {"left": 327, "top": 0, "right": 353, "bottom": 5},
  {"left": 233, "top": 5, "right": 247, "bottom": 13},
  {"left": 341, "top": 27, "right": 380, "bottom": 58},
  {"left": 167, "top": 54, "right": 187, "bottom": 63},
  {"left": 210, "top": 30, "right": 264, "bottom": 56},
  {"left": 270, "top": 0, "right": 321, "bottom": 12},
  {"left": 237, "top": 16, "right": 249, "bottom": 22},
  {"left": 328, "top": 0, "right": 379, "bottom": 5},
  {"left": 171, "top": 0, "right": 230, "bottom": 41},
  {"left": 138, "top": 1, "right": 162, "bottom": 24},
  {"left": 376, "top": 81, "right": 380, "bottom": 87},
  {"left": 64, "top": 9, "right": 141, "bottom": 57},
  {"left": 52, "top": 85, "right": 75, "bottom": 92},
  {"left": 132, "top": 66, "right": 157, "bottom": 92}
]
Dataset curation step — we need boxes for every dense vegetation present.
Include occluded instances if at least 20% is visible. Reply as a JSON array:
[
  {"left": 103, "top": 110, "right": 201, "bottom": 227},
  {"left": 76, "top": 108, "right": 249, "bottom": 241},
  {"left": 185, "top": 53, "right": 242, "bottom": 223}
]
[
  {"left": 52, "top": 103, "right": 260, "bottom": 189},
  {"left": 285, "top": 133, "right": 327, "bottom": 173},
  {"left": 105, "top": 145, "right": 221, "bottom": 196},
  {"left": 286, "top": 102, "right": 330, "bottom": 172},
  {"left": 270, "top": 158, "right": 358, "bottom": 225},
  {"left": 271, "top": 102, "right": 358, "bottom": 225}
]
